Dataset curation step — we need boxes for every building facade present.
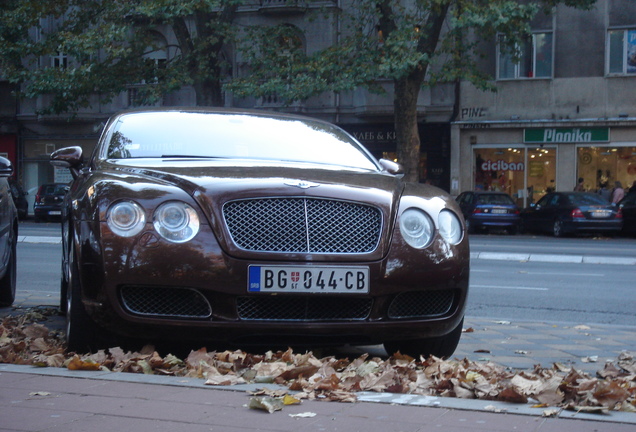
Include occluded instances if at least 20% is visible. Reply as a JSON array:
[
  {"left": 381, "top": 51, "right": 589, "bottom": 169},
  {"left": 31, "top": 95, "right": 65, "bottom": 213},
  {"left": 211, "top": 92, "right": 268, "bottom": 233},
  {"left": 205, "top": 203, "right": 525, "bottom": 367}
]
[{"left": 451, "top": 0, "right": 636, "bottom": 207}]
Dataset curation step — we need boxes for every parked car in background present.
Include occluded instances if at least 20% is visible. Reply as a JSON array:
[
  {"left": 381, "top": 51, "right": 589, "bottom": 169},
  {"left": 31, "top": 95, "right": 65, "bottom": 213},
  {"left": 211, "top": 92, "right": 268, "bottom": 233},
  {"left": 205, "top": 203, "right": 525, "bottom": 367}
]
[
  {"left": 456, "top": 191, "right": 520, "bottom": 234},
  {"left": 520, "top": 192, "right": 622, "bottom": 237},
  {"left": 618, "top": 193, "right": 636, "bottom": 236},
  {"left": 0, "top": 157, "right": 18, "bottom": 307},
  {"left": 33, "top": 183, "right": 69, "bottom": 222},
  {"left": 50, "top": 108, "right": 469, "bottom": 356},
  {"left": 8, "top": 179, "right": 28, "bottom": 220}
]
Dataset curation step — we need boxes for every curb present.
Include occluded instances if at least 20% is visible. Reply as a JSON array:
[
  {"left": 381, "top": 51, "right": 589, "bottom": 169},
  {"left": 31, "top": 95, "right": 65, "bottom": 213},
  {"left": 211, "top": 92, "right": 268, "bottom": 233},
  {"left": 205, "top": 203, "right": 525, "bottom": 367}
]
[{"left": 470, "top": 252, "right": 636, "bottom": 265}]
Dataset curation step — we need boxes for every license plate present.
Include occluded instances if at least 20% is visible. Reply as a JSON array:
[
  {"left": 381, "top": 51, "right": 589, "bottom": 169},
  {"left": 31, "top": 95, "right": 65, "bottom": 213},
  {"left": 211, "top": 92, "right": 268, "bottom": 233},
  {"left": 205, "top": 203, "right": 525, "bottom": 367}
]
[
  {"left": 248, "top": 265, "right": 369, "bottom": 293},
  {"left": 491, "top": 209, "right": 507, "bottom": 214},
  {"left": 590, "top": 210, "right": 610, "bottom": 218},
  {"left": 49, "top": 211, "right": 61, "bottom": 216}
]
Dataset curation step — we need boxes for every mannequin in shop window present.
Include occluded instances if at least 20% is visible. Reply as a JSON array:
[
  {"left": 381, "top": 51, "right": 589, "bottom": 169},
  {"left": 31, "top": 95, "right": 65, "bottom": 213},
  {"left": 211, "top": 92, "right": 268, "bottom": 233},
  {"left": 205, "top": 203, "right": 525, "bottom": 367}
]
[
  {"left": 611, "top": 181, "right": 625, "bottom": 204},
  {"left": 597, "top": 182, "right": 611, "bottom": 202},
  {"left": 574, "top": 177, "right": 585, "bottom": 192}
]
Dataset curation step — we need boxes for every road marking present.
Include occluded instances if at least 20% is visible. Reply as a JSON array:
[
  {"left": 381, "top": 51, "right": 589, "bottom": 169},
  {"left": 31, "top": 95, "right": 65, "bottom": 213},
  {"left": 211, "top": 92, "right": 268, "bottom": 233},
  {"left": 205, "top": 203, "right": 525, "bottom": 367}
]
[{"left": 471, "top": 284, "right": 549, "bottom": 291}]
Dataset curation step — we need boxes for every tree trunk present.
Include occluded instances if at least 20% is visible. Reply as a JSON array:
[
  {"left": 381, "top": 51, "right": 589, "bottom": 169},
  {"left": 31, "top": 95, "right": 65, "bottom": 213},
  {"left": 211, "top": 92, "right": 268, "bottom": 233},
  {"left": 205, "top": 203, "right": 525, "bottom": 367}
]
[{"left": 394, "top": 71, "right": 425, "bottom": 183}]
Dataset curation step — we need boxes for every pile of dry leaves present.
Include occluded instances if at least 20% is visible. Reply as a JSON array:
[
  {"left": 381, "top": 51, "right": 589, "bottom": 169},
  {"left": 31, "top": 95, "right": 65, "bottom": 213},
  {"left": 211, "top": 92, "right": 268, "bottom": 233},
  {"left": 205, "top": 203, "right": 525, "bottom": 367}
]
[{"left": 1, "top": 310, "right": 635, "bottom": 414}]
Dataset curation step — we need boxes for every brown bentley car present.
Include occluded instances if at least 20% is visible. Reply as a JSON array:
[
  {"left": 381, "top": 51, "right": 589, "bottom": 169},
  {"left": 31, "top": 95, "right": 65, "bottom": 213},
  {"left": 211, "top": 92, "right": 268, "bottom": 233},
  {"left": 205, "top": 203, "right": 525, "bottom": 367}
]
[{"left": 51, "top": 108, "right": 469, "bottom": 356}]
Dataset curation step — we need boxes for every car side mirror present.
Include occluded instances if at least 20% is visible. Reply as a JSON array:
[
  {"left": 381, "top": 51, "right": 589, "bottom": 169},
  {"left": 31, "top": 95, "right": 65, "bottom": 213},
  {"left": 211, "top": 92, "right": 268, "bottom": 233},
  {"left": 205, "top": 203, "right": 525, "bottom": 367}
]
[
  {"left": 0, "top": 156, "right": 13, "bottom": 178},
  {"left": 378, "top": 158, "right": 404, "bottom": 176},
  {"left": 51, "top": 146, "right": 84, "bottom": 179}
]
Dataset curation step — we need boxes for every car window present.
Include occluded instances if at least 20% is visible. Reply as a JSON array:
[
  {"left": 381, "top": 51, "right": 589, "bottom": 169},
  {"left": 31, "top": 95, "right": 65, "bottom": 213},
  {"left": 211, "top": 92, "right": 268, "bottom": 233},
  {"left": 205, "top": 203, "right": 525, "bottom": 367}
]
[
  {"left": 478, "top": 194, "right": 514, "bottom": 205},
  {"left": 536, "top": 195, "right": 551, "bottom": 207},
  {"left": 568, "top": 193, "right": 608, "bottom": 206},
  {"left": 549, "top": 195, "right": 560, "bottom": 206},
  {"left": 104, "top": 112, "right": 379, "bottom": 171}
]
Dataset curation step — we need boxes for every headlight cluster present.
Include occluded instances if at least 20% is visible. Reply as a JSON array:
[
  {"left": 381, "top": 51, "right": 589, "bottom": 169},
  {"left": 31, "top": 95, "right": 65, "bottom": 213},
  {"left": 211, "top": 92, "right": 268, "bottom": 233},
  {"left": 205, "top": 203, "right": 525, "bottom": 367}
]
[
  {"left": 107, "top": 200, "right": 200, "bottom": 243},
  {"left": 399, "top": 207, "right": 463, "bottom": 249}
]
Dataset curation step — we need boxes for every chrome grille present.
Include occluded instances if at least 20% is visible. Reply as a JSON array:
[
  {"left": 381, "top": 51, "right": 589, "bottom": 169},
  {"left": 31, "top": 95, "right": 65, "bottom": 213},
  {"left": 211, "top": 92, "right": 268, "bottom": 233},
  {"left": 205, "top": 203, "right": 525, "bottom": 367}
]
[
  {"left": 237, "top": 296, "right": 373, "bottom": 321},
  {"left": 223, "top": 198, "right": 382, "bottom": 253},
  {"left": 387, "top": 290, "right": 455, "bottom": 319},
  {"left": 120, "top": 286, "right": 212, "bottom": 318}
]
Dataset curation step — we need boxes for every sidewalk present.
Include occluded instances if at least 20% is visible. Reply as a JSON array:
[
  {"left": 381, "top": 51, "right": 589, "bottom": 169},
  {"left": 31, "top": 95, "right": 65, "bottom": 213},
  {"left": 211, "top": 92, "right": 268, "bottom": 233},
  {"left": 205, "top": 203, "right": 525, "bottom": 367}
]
[{"left": 1, "top": 361, "right": 635, "bottom": 432}]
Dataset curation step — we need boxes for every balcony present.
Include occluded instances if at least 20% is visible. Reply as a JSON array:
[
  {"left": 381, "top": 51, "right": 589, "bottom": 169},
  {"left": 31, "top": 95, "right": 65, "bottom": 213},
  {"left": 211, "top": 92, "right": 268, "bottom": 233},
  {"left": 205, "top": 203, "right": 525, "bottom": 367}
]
[{"left": 258, "top": 0, "right": 308, "bottom": 15}]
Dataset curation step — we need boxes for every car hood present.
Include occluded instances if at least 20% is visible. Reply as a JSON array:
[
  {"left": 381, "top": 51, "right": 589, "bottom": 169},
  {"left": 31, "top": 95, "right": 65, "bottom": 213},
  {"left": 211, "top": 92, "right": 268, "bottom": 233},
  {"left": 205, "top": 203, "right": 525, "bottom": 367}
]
[{"left": 102, "top": 159, "right": 405, "bottom": 260}]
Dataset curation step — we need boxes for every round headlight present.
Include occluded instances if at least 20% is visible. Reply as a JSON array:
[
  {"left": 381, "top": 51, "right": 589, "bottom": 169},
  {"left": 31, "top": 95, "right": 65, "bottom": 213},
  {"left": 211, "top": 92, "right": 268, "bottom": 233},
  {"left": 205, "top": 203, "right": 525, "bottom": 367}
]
[
  {"left": 399, "top": 208, "right": 434, "bottom": 249},
  {"left": 153, "top": 201, "right": 200, "bottom": 243},
  {"left": 107, "top": 201, "right": 146, "bottom": 237},
  {"left": 438, "top": 209, "right": 463, "bottom": 245}
]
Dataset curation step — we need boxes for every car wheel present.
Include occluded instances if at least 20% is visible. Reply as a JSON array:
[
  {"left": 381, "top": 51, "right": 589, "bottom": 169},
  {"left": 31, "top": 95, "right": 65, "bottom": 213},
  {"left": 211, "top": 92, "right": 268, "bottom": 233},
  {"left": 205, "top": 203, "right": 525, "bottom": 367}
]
[
  {"left": 0, "top": 230, "right": 17, "bottom": 307},
  {"left": 66, "top": 246, "right": 102, "bottom": 353},
  {"left": 552, "top": 219, "right": 563, "bottom": 237},
  {"left": 383, "top": 317, "right": 464, "bottom": 359}
]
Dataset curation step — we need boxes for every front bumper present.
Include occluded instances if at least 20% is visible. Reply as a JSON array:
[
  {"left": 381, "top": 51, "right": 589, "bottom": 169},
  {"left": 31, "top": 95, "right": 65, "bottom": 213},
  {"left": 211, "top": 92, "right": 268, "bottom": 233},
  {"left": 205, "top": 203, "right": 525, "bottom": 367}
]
[{"left": 75, "top": 221, "right": 470, "bottom": 346}]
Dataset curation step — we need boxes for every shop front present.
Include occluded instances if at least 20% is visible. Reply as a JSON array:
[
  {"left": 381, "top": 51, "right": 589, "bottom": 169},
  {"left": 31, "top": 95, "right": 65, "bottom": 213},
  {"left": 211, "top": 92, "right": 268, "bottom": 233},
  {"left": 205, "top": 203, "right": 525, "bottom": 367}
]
[
  {"left": 340, "top": 123, "right": 451, "bottom": 191},
  {"left": 455, "top": 123, "right": 636, "bottom": 208}
]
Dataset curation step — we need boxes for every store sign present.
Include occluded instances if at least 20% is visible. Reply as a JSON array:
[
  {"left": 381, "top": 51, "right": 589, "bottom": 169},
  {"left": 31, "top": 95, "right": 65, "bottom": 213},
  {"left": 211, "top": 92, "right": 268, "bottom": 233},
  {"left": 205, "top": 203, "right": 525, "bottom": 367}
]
[
  {"left": 524, "top": 128, "right": 609, "bottom": 143},
  {"left": 480, "top": 159, "right": 524, "bottom": 172}
]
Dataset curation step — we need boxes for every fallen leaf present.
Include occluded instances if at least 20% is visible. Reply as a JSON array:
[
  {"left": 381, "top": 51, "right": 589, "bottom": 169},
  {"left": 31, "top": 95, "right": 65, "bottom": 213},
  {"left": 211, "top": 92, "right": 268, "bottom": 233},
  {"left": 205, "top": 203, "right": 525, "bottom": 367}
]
[{"left": 248, "top": 396, "right": 284, "bottom": 413}]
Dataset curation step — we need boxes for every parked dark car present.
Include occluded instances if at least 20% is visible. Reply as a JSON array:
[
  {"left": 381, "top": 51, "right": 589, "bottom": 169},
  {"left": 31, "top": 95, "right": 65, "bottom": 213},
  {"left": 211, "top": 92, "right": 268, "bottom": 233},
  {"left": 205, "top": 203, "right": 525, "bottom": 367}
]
[
  {"left": 33, "top": 183, "right": 68, "bottom": 222},
  {"left": 618, "top": 193, "right": 636, "bottom": 236},
  {"left": 8, "top": 179, "right": 28, "bottom": 220},
  {"left": 51, "top": 108, "right": 469, "bottom": 355},
  {"left": 520, "top": 192, "right": 622, "bottom": 237},
  {"left": 456, "top": 191, "right": 520, "bottom": 234},
  {"left": 0, "top": 157, "right": 18, "bottom": 307}
]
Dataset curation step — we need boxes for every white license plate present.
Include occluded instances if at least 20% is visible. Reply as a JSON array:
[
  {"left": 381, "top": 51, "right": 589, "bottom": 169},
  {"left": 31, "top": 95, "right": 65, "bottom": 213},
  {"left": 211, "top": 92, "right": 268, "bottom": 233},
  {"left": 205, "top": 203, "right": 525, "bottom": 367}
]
[
  {"left": 248, "top": 265, "right": 369, "bottom": 294},
  {"left": 590, "top": 211, "right": 610, "bottom": 218},
  {"left": 491, "top": 209, "right": 507, "bottom": 214},
  {"left": 48, "top": 211, "right": 61, "bottom": 216}
]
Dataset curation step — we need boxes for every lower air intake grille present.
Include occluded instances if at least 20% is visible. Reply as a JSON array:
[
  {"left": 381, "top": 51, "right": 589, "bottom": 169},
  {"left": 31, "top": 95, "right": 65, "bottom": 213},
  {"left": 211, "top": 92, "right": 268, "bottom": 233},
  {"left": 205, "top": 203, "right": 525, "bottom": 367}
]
[
  {"left": 388, "top": 290, "right": 455, "bottom": 319},
  {"left": 120, "top": 286, "right": 212, "bottom": 318},
  {"left": 237, "top": 296, "right": 372, "bottom": 321}
]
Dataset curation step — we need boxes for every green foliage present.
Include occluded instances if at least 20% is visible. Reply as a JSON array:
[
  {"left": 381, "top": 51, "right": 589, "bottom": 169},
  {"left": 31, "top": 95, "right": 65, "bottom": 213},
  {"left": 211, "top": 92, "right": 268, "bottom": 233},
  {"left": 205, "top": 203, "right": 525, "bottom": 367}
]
[{"left": 0, "top": 0, "right": 240, "bottom": 115}]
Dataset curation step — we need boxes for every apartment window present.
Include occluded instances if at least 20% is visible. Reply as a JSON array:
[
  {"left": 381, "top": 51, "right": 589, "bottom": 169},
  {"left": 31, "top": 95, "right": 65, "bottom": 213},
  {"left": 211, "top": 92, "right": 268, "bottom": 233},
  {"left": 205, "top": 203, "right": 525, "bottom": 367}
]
[
  {"left": 51, "top": 51, "right": 68, "bottom": 69},
  {"left": 498, "top": 32, "right": 553, "bottom": 79},
  {"left": 608, "top": 29, "right": 636, "bottom": 74}
]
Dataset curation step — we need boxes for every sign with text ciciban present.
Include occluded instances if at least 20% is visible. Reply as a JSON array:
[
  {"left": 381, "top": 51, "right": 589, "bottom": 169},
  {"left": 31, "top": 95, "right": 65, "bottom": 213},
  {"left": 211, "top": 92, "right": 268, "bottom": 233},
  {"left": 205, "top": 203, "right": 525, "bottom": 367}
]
[{"left": 524, "top": 128, "right": 609, "bottom": 143}]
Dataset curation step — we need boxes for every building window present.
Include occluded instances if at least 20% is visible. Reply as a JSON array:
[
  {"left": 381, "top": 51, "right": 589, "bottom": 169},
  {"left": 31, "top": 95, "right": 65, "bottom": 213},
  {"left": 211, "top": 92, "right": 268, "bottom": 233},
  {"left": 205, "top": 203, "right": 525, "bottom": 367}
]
[
  {"left": 607, "top": 29, "right": 636, "bottom": 75},
  {"left": 51, "top": 51, "right": 68, "bottom": 69},
  {"left": 498, "top": 32, "right": 553, "bottom": 79}
]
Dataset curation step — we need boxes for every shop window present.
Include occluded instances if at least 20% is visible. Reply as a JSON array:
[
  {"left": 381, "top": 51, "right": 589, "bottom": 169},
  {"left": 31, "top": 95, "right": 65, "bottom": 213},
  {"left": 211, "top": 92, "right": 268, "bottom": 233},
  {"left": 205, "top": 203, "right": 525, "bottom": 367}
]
[
  {"left": 498, "top": 32, "right": 553, "bottom": 79},
  {"left": 607, "top": 29, "right": 636, "bottom": 75},
  {"left": 473, "top": 147, "right": 556, "bottom": 207},
  {"left": 576, "top": 146, "right": 636, "bottom": 195}
]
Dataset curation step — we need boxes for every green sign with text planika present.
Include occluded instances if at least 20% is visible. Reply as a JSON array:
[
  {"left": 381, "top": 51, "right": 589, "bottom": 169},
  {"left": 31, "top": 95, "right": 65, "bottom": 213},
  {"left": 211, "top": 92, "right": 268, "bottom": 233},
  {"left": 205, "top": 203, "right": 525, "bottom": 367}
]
[{"left": 524, "top": 128, "right": 609, "bottom": 143}]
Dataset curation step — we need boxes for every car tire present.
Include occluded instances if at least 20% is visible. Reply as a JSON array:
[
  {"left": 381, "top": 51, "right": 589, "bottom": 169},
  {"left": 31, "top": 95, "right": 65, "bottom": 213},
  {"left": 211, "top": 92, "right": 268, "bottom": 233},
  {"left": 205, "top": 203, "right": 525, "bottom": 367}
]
[
  {"left": 66, "top": 246, "right": 103, "bottom": 353},
  {"left": 383, "top": 317, "right": 464, "bottom": 359},
  {"left": 552, "top": 219, "right": 563, "bottom": 237},
  {"left": 0, "top": 230, "right": 17, "bottom": 307}
]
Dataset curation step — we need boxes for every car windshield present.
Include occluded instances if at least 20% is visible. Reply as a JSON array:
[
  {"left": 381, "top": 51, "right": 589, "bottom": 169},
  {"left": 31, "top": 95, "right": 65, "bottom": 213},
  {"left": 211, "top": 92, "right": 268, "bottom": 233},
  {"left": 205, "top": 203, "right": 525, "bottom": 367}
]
[
  {"left": 103, "top": 112, "right": 379, "bottom": 171},
  {"left": 567, "top": 193, "right": 609, "bottom": 206},
  {"left": 478, "top": 194, "right": 515, "bottom": 205}
]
